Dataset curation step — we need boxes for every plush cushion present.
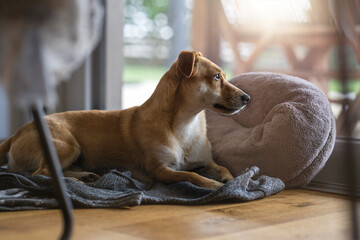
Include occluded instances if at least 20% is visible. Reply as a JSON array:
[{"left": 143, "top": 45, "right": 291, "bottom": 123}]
[{"left": 206, "top": 72, "right": 336, "bottom": 188}]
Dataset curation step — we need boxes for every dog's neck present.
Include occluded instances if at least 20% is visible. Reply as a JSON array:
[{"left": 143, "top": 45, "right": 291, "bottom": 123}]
[{"left": 139, "top": 69, "right": 203, "bottom": 132}]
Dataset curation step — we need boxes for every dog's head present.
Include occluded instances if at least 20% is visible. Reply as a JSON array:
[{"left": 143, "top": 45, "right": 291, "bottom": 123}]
[{"left": 176, "top": 50, "right": 250, "bottom": 115}]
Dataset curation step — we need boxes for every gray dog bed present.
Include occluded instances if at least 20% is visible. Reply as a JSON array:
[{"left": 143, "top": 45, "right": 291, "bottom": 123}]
[{"left": 206, "top": 72, "right": 336, "bottom": 188}]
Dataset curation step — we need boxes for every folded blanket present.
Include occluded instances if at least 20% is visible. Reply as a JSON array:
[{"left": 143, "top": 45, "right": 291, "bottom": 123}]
[{"left": 0, "top": 166, "right": 284, "bottom": 211}]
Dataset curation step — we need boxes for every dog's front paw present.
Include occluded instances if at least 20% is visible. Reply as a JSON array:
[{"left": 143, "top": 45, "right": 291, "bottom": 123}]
[
  {"left": 221, "top": 175, "right": 234, "bottom": 184},
  {"left": 206, "top": 180, "right": 224, "bottom": 190},
  {"left": 218, "top": 167, "right": 234, "bottom": 183}
]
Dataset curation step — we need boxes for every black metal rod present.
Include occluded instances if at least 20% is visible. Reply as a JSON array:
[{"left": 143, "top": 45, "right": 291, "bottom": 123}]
[{"left": 32, "top": 101, "right": 73, "bottom": 240}]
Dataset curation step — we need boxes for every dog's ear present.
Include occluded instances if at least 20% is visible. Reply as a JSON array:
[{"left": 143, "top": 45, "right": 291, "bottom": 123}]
[{"left": 177, "top": 50, "right": 197, "bottom": 78}]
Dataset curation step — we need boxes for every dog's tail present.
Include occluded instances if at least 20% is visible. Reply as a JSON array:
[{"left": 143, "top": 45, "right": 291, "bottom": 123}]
[{"left": 0, "top": 137, "right": 12, "bottom": 166}]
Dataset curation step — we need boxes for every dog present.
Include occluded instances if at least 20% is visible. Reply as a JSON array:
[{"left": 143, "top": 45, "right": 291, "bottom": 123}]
[{"left": 0, "top": 50, "right": 250, "bottom": 189}]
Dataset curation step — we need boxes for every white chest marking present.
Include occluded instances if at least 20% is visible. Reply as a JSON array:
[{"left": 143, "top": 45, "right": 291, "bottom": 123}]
[{"left": 156, "top": 114, "right": 212, "bottom": 171}]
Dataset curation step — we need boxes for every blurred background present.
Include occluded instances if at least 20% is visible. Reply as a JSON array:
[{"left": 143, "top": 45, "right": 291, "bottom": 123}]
[
  {"left": 121, "top": 0, "right": 360, "bottom": 139},
  {"left": 0, "top": 1, "right": 358, "bottom": 233},
  {"left": 0, "top": 0, "right": 359, "bottom": 140}
]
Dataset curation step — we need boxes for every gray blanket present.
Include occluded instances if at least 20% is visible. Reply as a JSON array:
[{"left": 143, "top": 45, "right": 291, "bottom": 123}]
[{"left": 0, "top": 166, "right": 284, "bottom": 211}]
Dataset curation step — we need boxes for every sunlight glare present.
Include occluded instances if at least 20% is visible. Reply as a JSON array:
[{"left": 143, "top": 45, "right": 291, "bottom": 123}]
[{"left": 222, "top": 0, "right": 311, "bottom": 27}]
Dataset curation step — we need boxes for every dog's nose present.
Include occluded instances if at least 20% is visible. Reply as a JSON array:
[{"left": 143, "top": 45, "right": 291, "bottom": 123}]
[{"left": 241, "top": 94, "right": 250, "bottom": 105}]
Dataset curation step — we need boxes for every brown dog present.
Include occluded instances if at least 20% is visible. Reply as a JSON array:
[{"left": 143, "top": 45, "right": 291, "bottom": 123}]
[{"left": 0, "top": 50, "right": 250, "bottom": 189}]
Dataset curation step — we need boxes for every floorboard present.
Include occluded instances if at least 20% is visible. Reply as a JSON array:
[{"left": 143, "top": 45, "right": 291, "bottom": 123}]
[{"left": 0, "top": 189, "right": 358, "bottom": 240}]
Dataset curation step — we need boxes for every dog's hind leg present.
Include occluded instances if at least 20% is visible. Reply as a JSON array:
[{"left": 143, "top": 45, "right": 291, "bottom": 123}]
[
  {"left": 32, "top": 136, "right": 82, "bottom": 176},
  {"left": 63, "top": 166, "right": 100, "bottom": 182},
  {"left": 32, "top": 138, "right": 81, "bottom": 176}
]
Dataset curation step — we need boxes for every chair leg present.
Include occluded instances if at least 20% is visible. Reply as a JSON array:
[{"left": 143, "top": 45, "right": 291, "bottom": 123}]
[{"left": 31, "top": 101, "right": 73, "bottom": 240}]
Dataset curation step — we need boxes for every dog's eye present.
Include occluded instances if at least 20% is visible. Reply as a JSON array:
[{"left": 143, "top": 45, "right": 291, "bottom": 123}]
[{"left": 212, "top": 73, "right": 221, "bottom": 81}]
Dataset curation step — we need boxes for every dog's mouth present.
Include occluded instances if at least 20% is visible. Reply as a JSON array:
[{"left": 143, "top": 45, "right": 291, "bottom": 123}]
[{"left": 213, "top": 104, "right": 244, "bottom": 114}]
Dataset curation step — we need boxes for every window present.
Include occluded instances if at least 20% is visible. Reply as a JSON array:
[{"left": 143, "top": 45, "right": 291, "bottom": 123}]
[{"left": 122, "top": 0, "right": 193, "bottom": 108}]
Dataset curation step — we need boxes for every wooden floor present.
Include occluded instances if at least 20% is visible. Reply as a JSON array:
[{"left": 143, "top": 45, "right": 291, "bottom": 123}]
[{"left": 0, "top": 189, "right": 358, "bottom": 240}]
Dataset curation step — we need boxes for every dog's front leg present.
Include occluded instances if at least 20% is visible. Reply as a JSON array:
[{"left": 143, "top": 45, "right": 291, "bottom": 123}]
[
  {"left": 198, "top": 161, "right": 234, "bottom": 184},
  {"left": 152, "top": 165, "right": 224, "bottom": 189}
]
